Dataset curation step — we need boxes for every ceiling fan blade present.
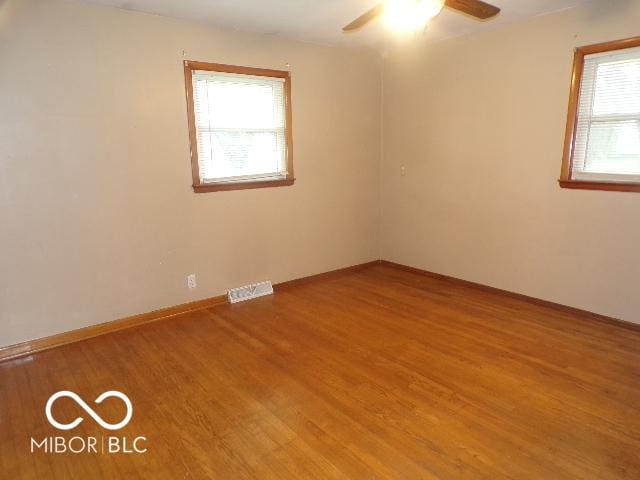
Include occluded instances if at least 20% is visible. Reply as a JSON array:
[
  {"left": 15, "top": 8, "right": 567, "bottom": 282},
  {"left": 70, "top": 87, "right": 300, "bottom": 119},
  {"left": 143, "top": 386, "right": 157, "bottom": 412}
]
[
  {"left": 342, "top": 3, "right": 384, "bottom": 32},
  {"left": 444, "top": 0, "right": 500, "bottom": 19}
]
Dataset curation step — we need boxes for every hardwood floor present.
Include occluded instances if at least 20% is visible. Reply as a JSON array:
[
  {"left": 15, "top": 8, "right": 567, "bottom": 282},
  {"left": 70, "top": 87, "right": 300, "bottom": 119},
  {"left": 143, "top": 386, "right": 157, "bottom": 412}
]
[{"left": 1, "top": 263, "right": 639, "bottom": 479}]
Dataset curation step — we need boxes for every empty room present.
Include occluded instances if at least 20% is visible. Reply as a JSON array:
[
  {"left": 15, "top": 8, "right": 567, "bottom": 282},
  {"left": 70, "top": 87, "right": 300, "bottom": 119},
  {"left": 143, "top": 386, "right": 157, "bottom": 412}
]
[{"left": 1, "top": 0, "right": 639, "bottom": 478}]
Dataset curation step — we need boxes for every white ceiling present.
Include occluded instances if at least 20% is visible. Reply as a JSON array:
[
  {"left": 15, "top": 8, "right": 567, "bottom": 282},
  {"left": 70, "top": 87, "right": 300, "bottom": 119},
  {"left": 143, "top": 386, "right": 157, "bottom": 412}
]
[{"left": 80, "top": 0, "right": 593, "bottom": 48}]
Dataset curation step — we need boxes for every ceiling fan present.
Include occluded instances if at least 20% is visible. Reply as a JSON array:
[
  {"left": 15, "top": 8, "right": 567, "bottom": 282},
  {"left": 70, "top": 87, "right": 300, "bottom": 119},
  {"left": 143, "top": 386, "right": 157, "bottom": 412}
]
[{"left": 343, "top": 0, "right": 501, "bottom": 33}]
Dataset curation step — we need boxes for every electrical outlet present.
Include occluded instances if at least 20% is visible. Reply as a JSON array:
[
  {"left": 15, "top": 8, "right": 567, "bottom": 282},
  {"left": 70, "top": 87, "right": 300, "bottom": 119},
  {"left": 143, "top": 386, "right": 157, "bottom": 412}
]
[{"left": 187, "top": 274, "right": 197, "bottom": 289}]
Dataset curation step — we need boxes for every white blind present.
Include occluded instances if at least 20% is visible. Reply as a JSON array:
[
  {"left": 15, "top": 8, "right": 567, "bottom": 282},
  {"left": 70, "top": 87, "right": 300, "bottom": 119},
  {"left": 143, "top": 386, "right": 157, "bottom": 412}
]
[
  {"left": 192, "top": 71, "right": 287, "bottom": 183},
  {"left": 573, "top": 47, "right": 640, "bottom": 182}
]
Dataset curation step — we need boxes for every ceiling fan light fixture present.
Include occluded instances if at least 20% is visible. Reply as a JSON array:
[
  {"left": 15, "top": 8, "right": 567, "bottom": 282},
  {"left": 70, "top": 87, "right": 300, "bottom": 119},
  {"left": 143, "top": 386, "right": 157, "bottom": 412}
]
[{"left": 383, "top": 0, "right": 445, "bottom": 33}]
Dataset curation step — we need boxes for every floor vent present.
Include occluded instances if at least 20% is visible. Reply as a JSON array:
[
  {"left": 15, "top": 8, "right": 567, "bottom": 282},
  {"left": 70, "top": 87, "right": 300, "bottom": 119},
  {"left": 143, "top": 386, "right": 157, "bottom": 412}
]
[{"left": 227, "top": 281, "right": 274, "bottom": 304}]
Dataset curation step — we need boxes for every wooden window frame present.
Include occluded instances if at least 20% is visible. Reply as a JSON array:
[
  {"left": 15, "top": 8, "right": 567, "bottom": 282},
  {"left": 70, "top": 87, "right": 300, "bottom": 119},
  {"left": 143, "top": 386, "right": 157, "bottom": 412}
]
[
  {"left": 559, "top": 36, "right": 640, "bottom": 193},
  {"left": 183, "top": 61, "right": 295, "bottom": 193}
]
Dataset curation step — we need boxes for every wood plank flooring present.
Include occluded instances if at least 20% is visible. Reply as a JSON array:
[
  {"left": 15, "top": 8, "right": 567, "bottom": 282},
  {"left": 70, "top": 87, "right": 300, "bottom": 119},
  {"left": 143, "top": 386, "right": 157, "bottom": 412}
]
[{"left": 1, "top": 263, "right": 639, "bottom": 479}]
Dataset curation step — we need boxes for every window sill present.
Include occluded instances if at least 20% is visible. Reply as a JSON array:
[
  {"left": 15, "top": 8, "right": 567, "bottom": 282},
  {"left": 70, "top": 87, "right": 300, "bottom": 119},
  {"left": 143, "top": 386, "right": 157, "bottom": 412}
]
[
  {"left": 558, "top": 179, "right": 640, "bottom": 193},
  {"left": 193, "top": 177, "right": 295, "bottom": 193}
]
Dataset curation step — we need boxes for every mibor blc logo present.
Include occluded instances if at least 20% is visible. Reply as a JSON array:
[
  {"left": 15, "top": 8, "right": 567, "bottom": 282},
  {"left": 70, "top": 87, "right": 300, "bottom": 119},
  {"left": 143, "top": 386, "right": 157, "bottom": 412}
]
[
  {"left": 46, "top": 391, "right": 133, "bottom": 430},
  {"left": 31, "top": 390, "right": 147, "bottom": 454}
]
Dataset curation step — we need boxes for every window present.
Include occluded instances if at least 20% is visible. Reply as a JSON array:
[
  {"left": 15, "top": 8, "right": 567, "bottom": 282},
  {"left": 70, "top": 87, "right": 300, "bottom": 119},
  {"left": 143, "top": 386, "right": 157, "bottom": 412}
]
[
  {"left": 560, "top": 37, "right": 640, "bottom": 192},
  {"left": 184, "top": 61, "right": 294, "bottom": 192}
]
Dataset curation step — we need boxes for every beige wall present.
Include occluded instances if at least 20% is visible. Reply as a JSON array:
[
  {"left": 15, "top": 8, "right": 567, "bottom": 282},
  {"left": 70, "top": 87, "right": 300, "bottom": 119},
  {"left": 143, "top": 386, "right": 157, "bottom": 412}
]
[
  {"left": 0, "top": 0, "right": 381, "bottom": 347},
  {"left": 381, "top": 0, "right": 640, "bottom": 324}
]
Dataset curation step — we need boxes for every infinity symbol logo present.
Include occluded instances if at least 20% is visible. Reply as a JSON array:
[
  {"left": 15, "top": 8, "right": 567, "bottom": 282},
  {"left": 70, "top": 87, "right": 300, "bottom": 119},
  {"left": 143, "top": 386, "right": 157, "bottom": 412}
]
[{"left": 45, "top": 391, "right": 133, "bottom": 431}]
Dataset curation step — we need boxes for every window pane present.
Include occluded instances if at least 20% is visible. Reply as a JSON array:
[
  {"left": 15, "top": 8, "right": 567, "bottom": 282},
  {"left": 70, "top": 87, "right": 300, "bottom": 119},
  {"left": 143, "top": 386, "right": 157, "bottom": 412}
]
[
  {"left": 585, "top": 120, "right": 640, "bottom": 174},
  {"left": 201, "top": 81, "right": 281, "bottom": 130},
  {"left": 593, "top": 58, "right": 640, "bottom": 116},
  {"left": 198, "top": 130, "right": 285, "bottom": 181}
]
